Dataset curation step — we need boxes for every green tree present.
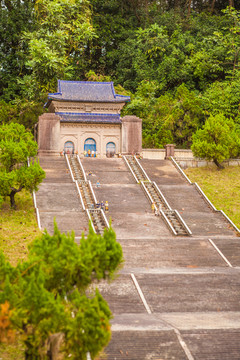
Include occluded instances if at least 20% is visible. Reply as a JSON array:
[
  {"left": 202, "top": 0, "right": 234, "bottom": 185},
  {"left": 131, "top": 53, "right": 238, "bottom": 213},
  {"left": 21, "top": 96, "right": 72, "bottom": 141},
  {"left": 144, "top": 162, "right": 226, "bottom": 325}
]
[
  {"left": 0, "top": 222, "right": 123, "bottom": 359},
  {"left": 163, "top": 84, "right": 204, "bottom": 148},
  {"left": 0, "top": 99, "right": 44, "bottom": 131},
  {"left": 0, "top": 123, "right": 45, "bottom": 208},
  {"left": 0, "top": 0, "right": 36, "bottom": 101},
  {"left": 191, "top": 113, "right": 240, "bottom": 169},
  {"left": 201, "top": 72, "right": 240, "bottom": 123},
  {"left": 22, "top": 0, "right": 95, "bottom": 96}
]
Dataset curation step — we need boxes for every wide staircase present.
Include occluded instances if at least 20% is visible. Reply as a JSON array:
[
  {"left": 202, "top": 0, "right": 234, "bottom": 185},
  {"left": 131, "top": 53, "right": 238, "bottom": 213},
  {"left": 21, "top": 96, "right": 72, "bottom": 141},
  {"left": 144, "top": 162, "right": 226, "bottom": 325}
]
[
  {"left": 36, "top": 155, "right": 240, "bottom": 360},
  {"left": 123, "top": 155, "right": 192, "bottom": 236}
]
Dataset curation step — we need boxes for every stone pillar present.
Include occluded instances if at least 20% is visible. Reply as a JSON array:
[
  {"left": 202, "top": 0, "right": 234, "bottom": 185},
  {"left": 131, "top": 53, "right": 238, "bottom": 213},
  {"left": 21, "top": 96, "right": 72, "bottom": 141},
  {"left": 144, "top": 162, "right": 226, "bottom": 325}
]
[
  {"left": 121, "top": 116, "right": 142, "bottom": 154},
  {"left": 165, "top": 144, "right": 175, "bottom": 158},
  {"left": 38, "top": 113, "right": 61, "bottom": 156}
]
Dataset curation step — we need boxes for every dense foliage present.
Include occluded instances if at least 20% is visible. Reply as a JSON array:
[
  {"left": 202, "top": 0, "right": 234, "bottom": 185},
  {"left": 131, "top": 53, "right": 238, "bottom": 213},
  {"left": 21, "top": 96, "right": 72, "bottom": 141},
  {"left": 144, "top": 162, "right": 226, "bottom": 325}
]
[
  {"left": 0, "top": 123, "right": 45, "bottom": 208},
  {"left": 191, "top": 114, "right": 240, "bottom": 168},
  {"left": 1, "top": 1, "right": 240, "bottom": 161},
  {"left": 0, "top": 222, "right": 123, "bottom": 359}
]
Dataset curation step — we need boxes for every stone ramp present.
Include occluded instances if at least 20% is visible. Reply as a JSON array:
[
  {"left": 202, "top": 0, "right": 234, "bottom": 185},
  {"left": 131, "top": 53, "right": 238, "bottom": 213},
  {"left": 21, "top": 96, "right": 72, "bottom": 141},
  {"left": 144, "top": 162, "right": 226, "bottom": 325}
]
[
  {"left": 36, "top": 156, "right": 89, "bottom": 236},
  {"left": 182, "top": 329, "right": 240, "bottom": 360},
  {"left": 82, "top": 158, "right": 171, "bottom": 239},
  {"left": 140, "top": 159, "right": 235, "bottom": 237},
  {"left": 140, "top": 159, "right": 187, "bottom": 186},
  {"left": 101, "top": 330, "right": 188, "bottom": 360},
  {"left": 118, "top": 238, "right": 227, "bottom": 268}
]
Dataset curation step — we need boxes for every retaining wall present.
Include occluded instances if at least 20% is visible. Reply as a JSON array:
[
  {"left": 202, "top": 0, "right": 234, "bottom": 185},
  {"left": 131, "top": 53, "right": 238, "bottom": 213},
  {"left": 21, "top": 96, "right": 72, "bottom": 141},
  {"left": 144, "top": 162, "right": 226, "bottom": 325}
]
[{"left": 142, "top": 149, "right": 240, "bottom": 168}]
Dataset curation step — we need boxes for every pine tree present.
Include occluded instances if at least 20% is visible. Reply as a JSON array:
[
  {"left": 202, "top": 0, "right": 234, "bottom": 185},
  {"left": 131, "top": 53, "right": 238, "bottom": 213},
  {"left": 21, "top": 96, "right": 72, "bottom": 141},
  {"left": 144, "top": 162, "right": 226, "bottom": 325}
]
[{"left": 0, "top": 222, "right": 123, "bottom": 359}]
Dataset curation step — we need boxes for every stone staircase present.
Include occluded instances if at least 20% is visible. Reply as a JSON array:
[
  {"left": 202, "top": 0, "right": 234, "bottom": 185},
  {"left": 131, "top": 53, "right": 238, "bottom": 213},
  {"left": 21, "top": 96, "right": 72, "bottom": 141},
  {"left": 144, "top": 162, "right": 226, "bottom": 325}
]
[{"left": 123, "top": 155, "right": 191, "bottom": 236}]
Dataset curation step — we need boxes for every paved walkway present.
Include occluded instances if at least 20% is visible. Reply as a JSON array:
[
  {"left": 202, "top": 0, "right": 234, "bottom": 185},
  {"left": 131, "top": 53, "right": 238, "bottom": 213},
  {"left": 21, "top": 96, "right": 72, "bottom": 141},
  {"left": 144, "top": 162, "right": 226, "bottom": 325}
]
[{"left": 37, "top": 156, "right": 240, "bottom": 360}]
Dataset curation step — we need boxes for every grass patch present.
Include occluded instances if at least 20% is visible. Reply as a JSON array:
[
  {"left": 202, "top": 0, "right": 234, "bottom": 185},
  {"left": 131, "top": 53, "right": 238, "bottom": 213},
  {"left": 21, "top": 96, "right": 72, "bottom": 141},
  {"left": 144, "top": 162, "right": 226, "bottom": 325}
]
[
  {"left": 0, "top": 337, "right": 25, "bottom": 360},
  {"left": 185, "top": 165, "right": 240, "bottom": 230},
  {"left": 0, "top": 190, "right": 41, "bottom": 266},
  {"left": 0, "top": 190, "right": 41, "bottom": 358}
]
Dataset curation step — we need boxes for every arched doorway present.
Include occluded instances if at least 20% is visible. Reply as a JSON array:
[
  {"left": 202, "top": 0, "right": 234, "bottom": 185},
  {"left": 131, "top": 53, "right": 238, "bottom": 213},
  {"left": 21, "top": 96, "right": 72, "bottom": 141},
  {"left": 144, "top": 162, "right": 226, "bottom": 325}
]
[
  {"left": 64, "top": 141, "right": 74, "bottom": 154},
  {"left": 84, "top": 138, "right": 96, "bottom": 157},
  {"left": 106, "top": 142, "right": 116, "bottom": 158}
]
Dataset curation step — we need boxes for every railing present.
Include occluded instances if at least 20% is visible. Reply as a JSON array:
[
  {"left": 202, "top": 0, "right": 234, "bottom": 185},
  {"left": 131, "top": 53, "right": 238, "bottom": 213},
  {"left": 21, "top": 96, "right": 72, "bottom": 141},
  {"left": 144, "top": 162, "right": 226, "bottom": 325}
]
[
  {"left": 123, "top": 155, "right": 139, "bottom": 183},
  {"left": 77, "top": 155, "right": 87, "bottom": 181},
  {"left": 174, "top": 209, "right": 192, "bottom": 235},
  {"left": 140, "top": 181, "right": 155, "bottom": 206},
  {"left": 28, "top": 157, "right": 42, "bottom": 231},
  {"left": 160, "top": 209, "right": 177, "bottom": 236},
  {"left": 134, "top": 155, "right": 151, "bottom": 182},
  {"left": 86, "top": 209, "right": 96, "bottom": 233},
  {"left": 152, "top": 182, "right": 172, "bottom": 211},
  {"left": 124, "top": 156, "right": 191, "bottom": 236},
  {"left": 65, "top": 154, "right": 109, "bottom": 235}
]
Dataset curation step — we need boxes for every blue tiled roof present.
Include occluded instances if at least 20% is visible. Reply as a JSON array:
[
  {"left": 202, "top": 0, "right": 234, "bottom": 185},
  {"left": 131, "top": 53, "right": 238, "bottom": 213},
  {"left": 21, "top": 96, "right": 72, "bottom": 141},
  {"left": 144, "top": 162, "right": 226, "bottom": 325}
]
[
  {"left": 58, "top": 112, "right": 121, "bottom": 124},
  {"left": 47, "top": 80, "right": 130, "bottom": 104}
]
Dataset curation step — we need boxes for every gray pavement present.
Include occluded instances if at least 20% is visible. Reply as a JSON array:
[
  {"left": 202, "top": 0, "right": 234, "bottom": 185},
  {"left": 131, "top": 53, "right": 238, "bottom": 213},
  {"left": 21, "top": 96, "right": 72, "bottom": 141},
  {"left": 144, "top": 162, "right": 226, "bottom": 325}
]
[{"left": 36, "top": 156, "right": 240, "bottom": 360}]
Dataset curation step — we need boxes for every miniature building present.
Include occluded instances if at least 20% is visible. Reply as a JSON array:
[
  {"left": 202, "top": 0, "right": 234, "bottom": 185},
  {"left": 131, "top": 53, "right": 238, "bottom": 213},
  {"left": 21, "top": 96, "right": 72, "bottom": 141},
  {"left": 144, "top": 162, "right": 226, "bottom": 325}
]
[{"left": 38, "top": 80, "right": 142, "bottom": 157}]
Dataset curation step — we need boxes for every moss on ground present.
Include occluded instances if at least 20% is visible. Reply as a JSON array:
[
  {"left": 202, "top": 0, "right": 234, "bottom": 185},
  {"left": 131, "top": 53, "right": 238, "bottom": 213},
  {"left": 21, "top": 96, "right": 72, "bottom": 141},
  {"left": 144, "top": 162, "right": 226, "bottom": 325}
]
[{"left": 185, "top": 165, "right": 240, "bottom": 229}]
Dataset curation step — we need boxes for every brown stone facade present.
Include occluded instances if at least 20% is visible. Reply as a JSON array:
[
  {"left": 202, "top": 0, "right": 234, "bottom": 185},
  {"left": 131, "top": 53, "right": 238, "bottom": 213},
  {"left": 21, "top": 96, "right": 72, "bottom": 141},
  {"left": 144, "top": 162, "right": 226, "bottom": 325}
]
[
  {"left": 121, "top": 116, "right": 142, "bottom": 155},
  {"left": 38, "top": 114, "right": 142, "bottom": 157},
  {"left": 38, "top": 113, "right": 60, "bottom": 155}
]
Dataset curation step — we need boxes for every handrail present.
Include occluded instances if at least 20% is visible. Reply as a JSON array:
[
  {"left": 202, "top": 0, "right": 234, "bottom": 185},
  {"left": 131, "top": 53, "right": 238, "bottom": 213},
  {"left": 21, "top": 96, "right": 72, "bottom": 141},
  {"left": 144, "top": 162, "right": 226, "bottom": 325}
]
[
  {"left": 170, "top": 156, "right": 192, "bottom": 184},
  {"left": 88, "top": 180, "right": 97, "bottom": 204},
  {"left": 77, "top": 155, "right": 87, "bottom": 181},
  {"left": 170, "top": 156, "right": 240, "bottom": 234},
  {"left": 140, "top": 181, "right": 157, "bottom": 210},
  {"left": 219, "top": 210, "right": 240, "bottom": 233},
  {"left": 152, "top": 182, "right": 172, "bottom": 211},
  {"left": 65, "top": 154, "right": 75, "bottom": 182},
  {"left": 86, "top": 209, "right": 96, "bottom": 233},
  {"left": 160, "top": 209, "right": 177, "bottom": 236},
  {"left": 75, "top": 181, "right": 86, "bottom": 211},
  {"left": 33, "top": 191, "right": 42, "bottom": 231},
  {"left": 28, "top": 158, "right": 42, "bottom": 231},
  {"left": 134, "top": 155, "right": 151, "bottom": 182},
  {"left": 32, "top": 190, "right": 37, "bottom": 208},
  {"left": 123, "top": 155, "right": 139, "bottom": 183},
  {"left": 174, "top": 209, "right": 192, "bottom": 235},
  {"left": 35, "top": 208, "right": 42, "bottom": 230},
  {"left": 101, "top": 209, "right": 110, "bottom": 229},
  {"left": 194, "top": 183, "right": 216, "bottom": 211}
]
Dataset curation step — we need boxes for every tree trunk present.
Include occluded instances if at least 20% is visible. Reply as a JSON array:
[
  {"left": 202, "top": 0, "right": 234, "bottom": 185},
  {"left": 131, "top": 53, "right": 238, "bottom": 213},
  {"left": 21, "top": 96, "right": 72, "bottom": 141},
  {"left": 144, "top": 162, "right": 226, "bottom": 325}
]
[
  {"left": 9, "top": 190, "right": 16, "bottom": 209},
  {"left": 47, "top": 333, "right": 64, "bottom": 360},
  {"left": 213, "top": 158, "right": 224, "bottom": 170},
  {"left": 210, "top": 0, "right": 216, "bottom": 13}
]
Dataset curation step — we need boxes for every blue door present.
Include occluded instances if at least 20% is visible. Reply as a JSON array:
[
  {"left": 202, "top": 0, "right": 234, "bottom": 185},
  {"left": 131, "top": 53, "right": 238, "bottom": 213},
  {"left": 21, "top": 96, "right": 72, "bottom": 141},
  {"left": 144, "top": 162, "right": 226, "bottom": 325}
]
[
  {"left": 106, "top": 142, "right": 116, "bottom": 157},
  {"left": 64, "top": 141, "right": 74, "bottom": 154},
  {"left": 84, "top": 138, "right": 96, "bottom": 157}
]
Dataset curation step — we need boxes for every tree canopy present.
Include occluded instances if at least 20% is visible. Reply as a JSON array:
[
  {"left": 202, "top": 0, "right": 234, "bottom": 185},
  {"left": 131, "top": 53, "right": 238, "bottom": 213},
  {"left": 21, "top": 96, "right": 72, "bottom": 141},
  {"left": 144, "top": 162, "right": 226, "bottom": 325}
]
[
  {"left": 191, "top": 113, "right": 240, "bottom": 168},
  {"left": 1, "top": 1, "right": 240, "bottom": 155},
  {"left": 0, "top": 123, "right": 45, "bottom": 208},
  {"left": 0, "top": 222, "right": 123, "bottom": 359}
]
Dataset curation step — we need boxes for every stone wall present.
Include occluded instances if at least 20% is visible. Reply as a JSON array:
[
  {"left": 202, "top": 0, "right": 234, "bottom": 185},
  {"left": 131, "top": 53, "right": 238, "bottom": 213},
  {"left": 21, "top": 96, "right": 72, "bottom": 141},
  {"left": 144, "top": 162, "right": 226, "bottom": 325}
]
[
  {"left": 121, "top": 116, "right": 142, "bottom": 154},
  {"left": 38, "top": 113, "right": 61, "bottom": 155},
  {"left": 142, "top": 148, "right": 240, "bottom": 168}
]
